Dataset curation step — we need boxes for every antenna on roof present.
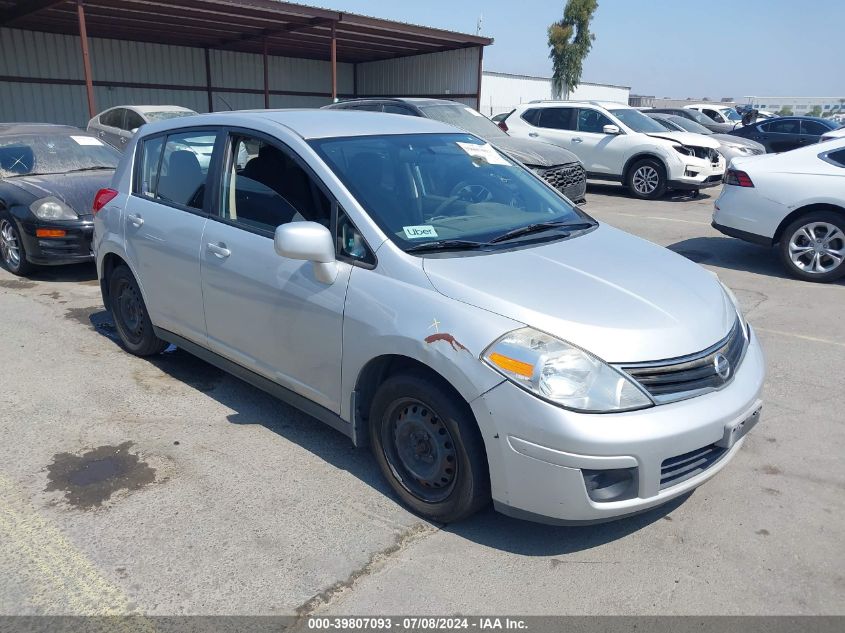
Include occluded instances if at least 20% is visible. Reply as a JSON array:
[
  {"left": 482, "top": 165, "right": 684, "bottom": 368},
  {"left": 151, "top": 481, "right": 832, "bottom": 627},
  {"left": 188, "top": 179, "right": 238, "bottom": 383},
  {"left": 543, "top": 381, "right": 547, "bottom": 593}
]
[{"left": 476, "top": 13, "right": 483, "bottom": 35}]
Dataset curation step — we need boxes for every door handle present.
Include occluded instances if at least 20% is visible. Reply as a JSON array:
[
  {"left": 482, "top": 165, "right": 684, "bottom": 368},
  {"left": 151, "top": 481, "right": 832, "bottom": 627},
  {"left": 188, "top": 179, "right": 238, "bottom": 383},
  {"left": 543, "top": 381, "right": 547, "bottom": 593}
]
[
  {"left": 98, "top": 131, "right": 105, "bottom": 138},
  {"left": 207, "top": 242, "right": 231, "bottom": 259},
  {"left": 572, "top": 137, "right": 584, "bottom": 143},
  {"left": 528, "top": 132, "right": 539, "bottom": 137},
  {"left": 127, "top": 213, "right": 144, "bottom": 228}
]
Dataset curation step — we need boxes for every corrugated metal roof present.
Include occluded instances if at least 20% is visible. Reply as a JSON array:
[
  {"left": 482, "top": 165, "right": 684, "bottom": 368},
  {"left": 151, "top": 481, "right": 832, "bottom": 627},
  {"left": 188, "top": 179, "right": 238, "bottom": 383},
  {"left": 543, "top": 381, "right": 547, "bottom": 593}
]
[{"left": 0, "top": 0, "right": 493, "bottom": 63}]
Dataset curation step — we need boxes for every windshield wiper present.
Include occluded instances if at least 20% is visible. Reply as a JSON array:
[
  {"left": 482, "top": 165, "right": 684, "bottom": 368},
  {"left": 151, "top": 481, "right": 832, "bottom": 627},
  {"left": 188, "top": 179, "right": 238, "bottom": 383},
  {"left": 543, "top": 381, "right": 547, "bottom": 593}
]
[
  {"left": 405, "top": 239, "right": 490, "bottom": 253},
  {"left": 489, "top": 220, "right": 593, "bottom": 244},
  {"left": 64, "top": 166, "right": 114, "bottom": 173}
]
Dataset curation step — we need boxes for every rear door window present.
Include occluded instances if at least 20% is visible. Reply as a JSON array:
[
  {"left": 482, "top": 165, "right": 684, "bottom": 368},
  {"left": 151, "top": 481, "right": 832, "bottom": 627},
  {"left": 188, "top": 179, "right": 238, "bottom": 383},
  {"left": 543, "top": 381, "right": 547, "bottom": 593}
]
[
  {"left": 537, "top": 107, "right": 576, "bottom": 130},
  {"left": 124, "top": 110, "right": 145, "bottom": 132},
  {"left": 767, "top": 119, "right": 800, "bottom": 134},
  {"left": 135, "top": 130, "right": 219, "bottom": 210},
  {"left": 100, "top": 108, "right": 125, "bottom": 128},
  {"left": 801, "top": 120, "right": 829, "bottom": 136}
]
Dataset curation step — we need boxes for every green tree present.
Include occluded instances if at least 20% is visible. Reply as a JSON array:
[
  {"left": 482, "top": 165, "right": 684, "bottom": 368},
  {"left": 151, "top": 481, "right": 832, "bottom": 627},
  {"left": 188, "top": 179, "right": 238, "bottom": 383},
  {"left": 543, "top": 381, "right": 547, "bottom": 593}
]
[
  {"left": 777, "top": 106, "right": 793, "bottom": 116},
  {"left": 548, "top": 0, "right": 599, "bottom": 98},
  {"left": 807, "top": 105, "right": 822, "bottom": 117}
]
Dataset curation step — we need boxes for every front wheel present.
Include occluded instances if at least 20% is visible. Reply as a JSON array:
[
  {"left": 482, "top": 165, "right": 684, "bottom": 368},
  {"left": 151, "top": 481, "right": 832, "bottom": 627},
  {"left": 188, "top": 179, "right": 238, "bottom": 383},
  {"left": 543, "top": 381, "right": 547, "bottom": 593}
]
[
  {"left": 108, "top": 265, "right": 168, "bottom": 356},
  {"left": 369, "top": 371, "right": 490, "bottom": 523},
  {"left": 0, "top": 216, "right": 34, "bottom": 276},
  {"left": 626, "top": 158, "right": 667, "bottom": 200},
  {"left": 778, "top": 212, "right": 845, "bottom": 283}
]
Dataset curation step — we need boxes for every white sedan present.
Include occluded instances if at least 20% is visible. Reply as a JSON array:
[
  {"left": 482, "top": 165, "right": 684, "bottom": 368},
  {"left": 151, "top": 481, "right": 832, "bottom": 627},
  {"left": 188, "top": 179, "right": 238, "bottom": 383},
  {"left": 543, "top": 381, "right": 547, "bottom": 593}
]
[
  {"left": 820, "top": 127, "right": 845, "bottom": 142},
  {"left": 712, "top": 137, "right": 845, "bottom": 282}
]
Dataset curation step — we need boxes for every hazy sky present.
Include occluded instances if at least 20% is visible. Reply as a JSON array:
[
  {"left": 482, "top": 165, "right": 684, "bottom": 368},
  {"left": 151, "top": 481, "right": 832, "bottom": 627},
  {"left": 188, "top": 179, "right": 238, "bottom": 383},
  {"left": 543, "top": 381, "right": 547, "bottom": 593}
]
[{"left": 303, "top": 0, "right": 844, "bottom": 98}]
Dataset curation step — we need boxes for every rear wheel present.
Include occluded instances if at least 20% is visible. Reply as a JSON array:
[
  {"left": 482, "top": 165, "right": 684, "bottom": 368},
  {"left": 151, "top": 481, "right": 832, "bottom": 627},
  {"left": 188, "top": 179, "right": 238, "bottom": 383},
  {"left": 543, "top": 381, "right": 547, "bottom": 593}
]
[
  {"left": 0, "top": 216, "right": 33, "bottom": 276},
  {"left": 626, "top": 158, "right": 667, "bottom": 200},
  {"left": 369, "top": 371, "right": 490, "bottom": 523},
  {"left": 778, "top": 212, "right": 845, "bottom": 283},
  {"left": 108, "top": 265, "right": 168, "bottom": 355}
]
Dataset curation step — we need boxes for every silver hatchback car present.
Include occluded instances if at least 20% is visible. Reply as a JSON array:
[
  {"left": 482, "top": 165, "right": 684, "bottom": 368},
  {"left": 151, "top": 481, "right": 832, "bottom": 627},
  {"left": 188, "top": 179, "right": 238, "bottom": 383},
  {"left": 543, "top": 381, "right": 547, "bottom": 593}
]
[{"left": 93, "top": 110, "right": 765, "bottom": 524}]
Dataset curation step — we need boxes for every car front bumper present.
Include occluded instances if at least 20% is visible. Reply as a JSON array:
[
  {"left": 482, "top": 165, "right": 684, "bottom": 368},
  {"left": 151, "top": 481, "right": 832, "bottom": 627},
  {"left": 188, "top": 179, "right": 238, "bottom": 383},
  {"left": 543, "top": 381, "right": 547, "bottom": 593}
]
[
  {"left": 16, "top": 217, "right": 95, "bottom": 266},
  {"left": 667, "top": 155, "right": 726, "bottom": 190},
  {"left": 471, "top": 326, "right": 765, "bottom": 524}
]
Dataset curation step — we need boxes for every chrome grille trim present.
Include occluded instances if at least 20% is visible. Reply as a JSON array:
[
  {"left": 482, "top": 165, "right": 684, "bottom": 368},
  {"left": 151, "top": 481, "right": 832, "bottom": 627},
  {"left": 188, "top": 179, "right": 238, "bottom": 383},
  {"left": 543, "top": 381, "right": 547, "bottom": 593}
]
[{"left": 615, "top": 319, "right": 748, "bottom": 405}]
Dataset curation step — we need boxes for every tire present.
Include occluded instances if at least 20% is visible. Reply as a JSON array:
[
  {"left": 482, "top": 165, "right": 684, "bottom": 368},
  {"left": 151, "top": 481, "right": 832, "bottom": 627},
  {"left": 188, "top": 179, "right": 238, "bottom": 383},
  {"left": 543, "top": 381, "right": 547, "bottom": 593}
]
[
  {"left": 108, "top": 265, "right": 168, "bottom": 356},
  {"left": 778, "top": 211, "right": 845, "bottom": 283},
  {"left": 0, "top": 216, "right": 34, "bottom": 276},
  {"left": 369, "top": 370, "right": 490, "bottom": 523},
  {"left": 626, "top": 158, "right": 667, "bottom": 200}
]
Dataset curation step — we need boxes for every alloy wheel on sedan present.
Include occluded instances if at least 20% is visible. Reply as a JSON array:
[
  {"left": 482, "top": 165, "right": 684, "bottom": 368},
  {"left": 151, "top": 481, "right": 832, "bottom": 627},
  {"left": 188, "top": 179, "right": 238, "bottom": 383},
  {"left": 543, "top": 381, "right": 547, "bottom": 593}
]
[
  {"left": 779, "top": 213, "right": 845, "bottom": 282},
  {"left": 788, "top": 222, "right": 844, "bottom": 275}
]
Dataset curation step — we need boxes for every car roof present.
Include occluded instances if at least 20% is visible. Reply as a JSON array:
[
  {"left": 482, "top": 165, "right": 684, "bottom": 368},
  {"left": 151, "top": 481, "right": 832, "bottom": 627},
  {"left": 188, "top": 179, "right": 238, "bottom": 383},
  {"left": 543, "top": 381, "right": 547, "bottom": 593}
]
[
  {"left": 522, "top": 100, "right": 630, "bottom": 110},
  {"left": 101, "top": 105, "right": 195, "bottom": 114},
  {"left": 686, "top": 103, "right": 731, "bottom": 109},
  {"left": 0, "top": 123, "right": 85, "bottom": 137},
  {"left": 139, "top": 109, "right": 459, "bottom": 140},
  {"left": 330, "top": 97, "right": 461, "bottom": 108}
]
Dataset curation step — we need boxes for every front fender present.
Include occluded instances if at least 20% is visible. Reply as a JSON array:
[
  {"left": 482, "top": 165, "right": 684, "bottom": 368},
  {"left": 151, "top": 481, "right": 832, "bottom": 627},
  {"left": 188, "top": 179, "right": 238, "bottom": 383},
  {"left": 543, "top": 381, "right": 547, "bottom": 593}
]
[{"left": 340, "top": 265, "right": 521, "bottom": 423}]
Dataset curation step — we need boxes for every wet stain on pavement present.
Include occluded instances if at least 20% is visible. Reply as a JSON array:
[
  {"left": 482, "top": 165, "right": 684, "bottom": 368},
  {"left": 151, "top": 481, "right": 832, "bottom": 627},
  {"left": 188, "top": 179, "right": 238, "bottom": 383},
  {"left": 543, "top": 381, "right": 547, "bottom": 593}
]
[
  {"left": 64, "top": 306, "right": 101, "bottom": 328},
  {"left": 0, "top": 279, "right": 36, "bottom": 289},
  {"left": 41, "top": 291, "right": 61, "bottom": 300},
  {"left": 45, "top": 442, "right": 156, "bottom": 509},
  {"left": 760, "top": 465, "right": 782, "bottom": 475},
  {"left": 756, "top": 529, "right": 770, "bottom": 536}
]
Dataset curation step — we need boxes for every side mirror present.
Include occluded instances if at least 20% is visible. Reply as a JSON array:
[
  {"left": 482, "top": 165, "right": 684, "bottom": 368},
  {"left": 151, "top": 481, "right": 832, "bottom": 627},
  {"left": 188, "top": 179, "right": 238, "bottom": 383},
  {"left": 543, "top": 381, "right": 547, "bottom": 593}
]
[
  {"left": 603, "top": 124, "right": 621, "bottom": 135},
  {"left": 274, "top": 221, "right": 338, "bottom": 284}
]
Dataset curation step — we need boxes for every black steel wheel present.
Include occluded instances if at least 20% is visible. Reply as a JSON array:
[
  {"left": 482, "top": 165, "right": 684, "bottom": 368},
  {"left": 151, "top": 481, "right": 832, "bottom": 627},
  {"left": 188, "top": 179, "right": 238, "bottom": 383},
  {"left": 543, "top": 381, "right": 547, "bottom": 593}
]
[
  {"left": 108, "top": 265, "right": 168, "bottom": 356},
  {"left": 369, "top": 370, "right": 490, "bottom": 523}
]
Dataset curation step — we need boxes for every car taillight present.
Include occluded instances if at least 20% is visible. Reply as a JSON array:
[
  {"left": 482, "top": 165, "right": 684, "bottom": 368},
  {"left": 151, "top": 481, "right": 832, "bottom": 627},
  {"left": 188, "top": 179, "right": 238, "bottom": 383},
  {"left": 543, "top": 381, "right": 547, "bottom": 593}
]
[
  {"left": 497, "top": 120, "right": 508, "bottom": 132},
  {"left": 723, "top": 169, "right": 754, "bottom": 187},
  {"left": 92, "top": 188, "right": 118, "bottom": 214}
]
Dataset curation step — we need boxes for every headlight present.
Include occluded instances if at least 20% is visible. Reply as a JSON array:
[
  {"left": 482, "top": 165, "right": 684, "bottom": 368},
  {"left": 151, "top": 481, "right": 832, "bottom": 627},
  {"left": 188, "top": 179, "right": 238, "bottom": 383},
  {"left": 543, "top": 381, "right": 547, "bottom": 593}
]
[
  {"left": 483, "top": 328, "right": 653, "bottom": 413},
  {"left": 30, "top": 197, "right": 78, "bottom": 220},
  {"left": 720, "top": 281, "right": 748, "bottom": 337},
  {"left": 673, "top": 145, "right": 695, "bottom": 157}
]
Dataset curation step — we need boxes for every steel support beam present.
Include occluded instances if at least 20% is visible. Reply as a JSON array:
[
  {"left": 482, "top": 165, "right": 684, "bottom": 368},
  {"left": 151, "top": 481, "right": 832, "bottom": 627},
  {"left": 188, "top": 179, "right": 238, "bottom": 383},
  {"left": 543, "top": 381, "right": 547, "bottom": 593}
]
[{"left": 76, "top": 0, "right": 96, "bottom": 118}]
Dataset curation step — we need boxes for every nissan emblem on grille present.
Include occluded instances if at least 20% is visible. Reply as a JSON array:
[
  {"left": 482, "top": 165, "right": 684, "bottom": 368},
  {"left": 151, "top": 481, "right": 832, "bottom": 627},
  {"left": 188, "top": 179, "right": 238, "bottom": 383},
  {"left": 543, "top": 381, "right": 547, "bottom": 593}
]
[{"left": 714, "top": 353, "right": 731, "bottom": 380}]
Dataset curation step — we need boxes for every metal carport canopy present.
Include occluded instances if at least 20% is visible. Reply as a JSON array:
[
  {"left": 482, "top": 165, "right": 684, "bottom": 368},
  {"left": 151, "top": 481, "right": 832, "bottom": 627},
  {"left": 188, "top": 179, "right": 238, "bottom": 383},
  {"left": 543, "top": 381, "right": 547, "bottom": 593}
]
[{"left": 0, "top": 0, "right": 493, "bottom": 115}]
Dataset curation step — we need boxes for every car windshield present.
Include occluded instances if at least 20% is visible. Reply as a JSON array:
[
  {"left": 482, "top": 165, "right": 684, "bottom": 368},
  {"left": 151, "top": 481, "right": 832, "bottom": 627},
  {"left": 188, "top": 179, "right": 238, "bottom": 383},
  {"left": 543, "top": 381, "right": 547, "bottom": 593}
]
[
  {"left": 310, "top": 133, "right": 591, "bottom": 252},
  {"left": 722, "top": 108, "right": 742, "bottom": 121},
  {"left": 667, "top": 116, "right": 713, "bottom": 135},
  {"left": 680, "top": 109, "right": 716, "bottom": 126},
  {"left": 609, "top": 109, "right": 668, "bottom": 133},
  {"left": 144, "top": 110, "right": 197, "bottom": 122},
  {"left": 417, "top": 105, "right": 507, "bottom": 140},
  {"left": 0, "top": 134, "right": 119, "bottom": 178},
  {"left": 648, "top": 117, "right": 677, "bottom": 132}
]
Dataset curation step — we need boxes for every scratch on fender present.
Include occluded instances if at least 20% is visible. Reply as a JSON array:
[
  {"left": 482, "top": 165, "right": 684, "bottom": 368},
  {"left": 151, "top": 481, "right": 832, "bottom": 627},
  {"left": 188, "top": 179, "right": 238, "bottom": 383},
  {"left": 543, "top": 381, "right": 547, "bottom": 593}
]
[{"left": 424, "top": 332, "right": 469, "bottom": 353}]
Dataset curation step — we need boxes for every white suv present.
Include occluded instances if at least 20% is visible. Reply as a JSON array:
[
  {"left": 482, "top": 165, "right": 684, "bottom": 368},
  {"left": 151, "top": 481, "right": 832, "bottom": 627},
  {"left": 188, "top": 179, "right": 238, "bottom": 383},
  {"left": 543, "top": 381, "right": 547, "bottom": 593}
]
[
  {"left": 684, "top": 104, "right": 743, "bottom": 128},
  {"left": 505, "top": 101, "right": 725, "bottom": 199}
]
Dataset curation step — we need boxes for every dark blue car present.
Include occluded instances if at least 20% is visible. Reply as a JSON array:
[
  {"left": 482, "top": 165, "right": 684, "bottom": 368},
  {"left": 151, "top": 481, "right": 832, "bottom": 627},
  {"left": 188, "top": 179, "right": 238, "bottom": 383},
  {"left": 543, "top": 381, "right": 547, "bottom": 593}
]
[{"left": 729, "top": 116, "right": 842, "bottom": 153}]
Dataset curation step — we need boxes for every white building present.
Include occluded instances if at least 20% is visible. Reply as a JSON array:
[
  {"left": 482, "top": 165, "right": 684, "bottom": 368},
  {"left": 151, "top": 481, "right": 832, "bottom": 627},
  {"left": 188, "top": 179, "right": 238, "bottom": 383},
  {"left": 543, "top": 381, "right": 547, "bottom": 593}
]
[
  {"left": 480, "top": 71, "right": 630, "bottom": 117},
  {"left": 744, "top": 96, "right": 845, "bottom": 117}
]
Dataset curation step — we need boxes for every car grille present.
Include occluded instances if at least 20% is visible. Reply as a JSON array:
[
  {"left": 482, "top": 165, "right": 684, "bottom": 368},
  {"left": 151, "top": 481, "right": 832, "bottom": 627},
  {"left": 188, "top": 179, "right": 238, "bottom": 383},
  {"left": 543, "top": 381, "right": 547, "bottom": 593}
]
[
  {"left": 660, "top": 443, "right": 727, "bottom": 489},
  {"left": 536, "top": 163, "right": 587, "bottom": 202},
  {"left": 617, "top": 319, "right": 747, "bottom": 404}
]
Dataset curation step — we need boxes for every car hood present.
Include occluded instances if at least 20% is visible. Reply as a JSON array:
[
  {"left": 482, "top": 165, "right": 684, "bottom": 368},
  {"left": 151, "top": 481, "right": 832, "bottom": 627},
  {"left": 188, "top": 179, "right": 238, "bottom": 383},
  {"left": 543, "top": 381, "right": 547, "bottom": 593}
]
[
  {"left": 422, "top": 224, "right": 734, "bottom": 363},
  {"left": 489, "top": 136, "right": 581, "bottom": 168},
  {"left": 4, "top": 170, "right": 113, "bottom": 218},
  {"left": 711, "top": 134, "right": 766, "bottom": 152},
  {"left": 645, "top": 131, "right": 721, "bottom": 149}
]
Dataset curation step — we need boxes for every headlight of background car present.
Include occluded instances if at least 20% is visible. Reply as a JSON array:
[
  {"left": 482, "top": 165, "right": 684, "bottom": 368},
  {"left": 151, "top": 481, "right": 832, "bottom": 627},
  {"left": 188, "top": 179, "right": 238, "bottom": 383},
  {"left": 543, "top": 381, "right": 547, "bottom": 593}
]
[
  {"left": 483, "top": 328, "right": 653, "bottom": 413},
  {"left": 29, "top": 196, "right": 78, "bottom": 221}
]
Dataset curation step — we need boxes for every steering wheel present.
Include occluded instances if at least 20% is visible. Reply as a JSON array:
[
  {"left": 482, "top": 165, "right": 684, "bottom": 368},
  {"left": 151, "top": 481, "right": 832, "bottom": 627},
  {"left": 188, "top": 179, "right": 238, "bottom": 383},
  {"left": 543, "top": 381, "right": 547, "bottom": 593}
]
[{"left": 431, "top": 180, "right": 496, "bottom": 218}]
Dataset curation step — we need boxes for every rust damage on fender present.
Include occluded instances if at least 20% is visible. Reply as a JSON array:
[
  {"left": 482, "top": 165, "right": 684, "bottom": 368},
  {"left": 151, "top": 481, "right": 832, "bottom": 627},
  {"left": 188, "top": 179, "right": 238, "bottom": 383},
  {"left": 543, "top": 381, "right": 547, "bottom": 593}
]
[{"left": 424, "top": 332, "right": 469, "bottom": 353}]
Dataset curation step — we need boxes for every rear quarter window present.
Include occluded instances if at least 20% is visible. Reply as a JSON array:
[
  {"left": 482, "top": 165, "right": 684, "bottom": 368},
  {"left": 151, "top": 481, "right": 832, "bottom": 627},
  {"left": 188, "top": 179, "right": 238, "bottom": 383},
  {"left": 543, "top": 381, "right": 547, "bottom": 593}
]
[{"left": 521, "top": 108, "right": 541, "bottom": 126}]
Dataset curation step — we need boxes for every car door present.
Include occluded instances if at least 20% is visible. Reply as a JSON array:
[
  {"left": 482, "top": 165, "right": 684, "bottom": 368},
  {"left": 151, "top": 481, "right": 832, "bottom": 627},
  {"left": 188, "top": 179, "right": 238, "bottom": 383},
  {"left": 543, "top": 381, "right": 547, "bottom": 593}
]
[
  {"left": 95, "top": 108, "right": 125, "bottom": 149},
  {"left": 523, "top": 106, "right": 586, "bottom": 162},
  {"left": 200, "top": 129, "right": 354, "bottom": 413},
  {"left": 571, "top": 107, "right": 632, "bottom": 176},
  {"left": 120, "top": 109, "right": 146, "bottom": 151},
  {"left": 760, "top": 118, "right": 802, "bottom": 152},
  {"left": 800, "top": 119, "right": 829, "bottom": 146},
  {"left": 123, "top": 128, "right": 220, "bottom": 344}
]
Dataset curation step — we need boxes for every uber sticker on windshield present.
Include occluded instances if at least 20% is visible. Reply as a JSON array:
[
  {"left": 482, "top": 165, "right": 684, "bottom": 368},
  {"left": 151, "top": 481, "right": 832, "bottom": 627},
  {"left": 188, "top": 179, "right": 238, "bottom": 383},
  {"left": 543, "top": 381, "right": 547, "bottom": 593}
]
[
  {"left": 456, "top": 141, "right": 509, "bottom": 166},
  {"left": 71, "top": 135, "right": 104, "bottom": 146},
  {"left": 403, "top": 225, "right": 438, "bottom": 239}
]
